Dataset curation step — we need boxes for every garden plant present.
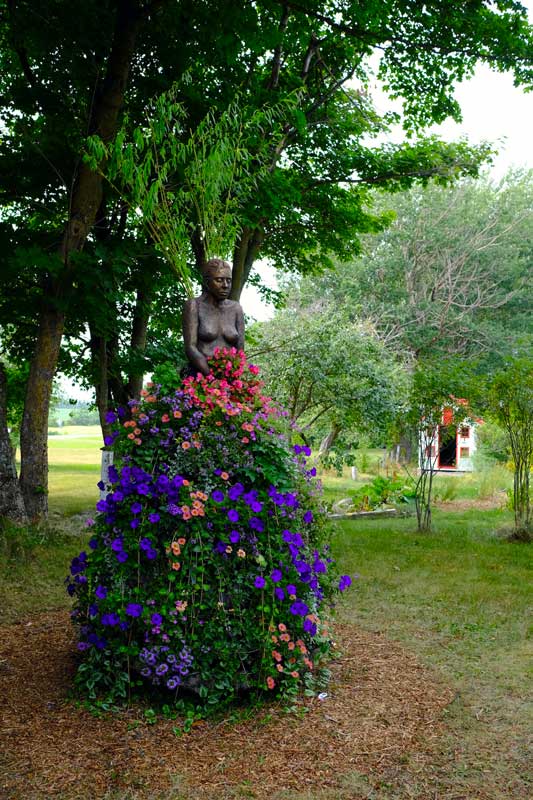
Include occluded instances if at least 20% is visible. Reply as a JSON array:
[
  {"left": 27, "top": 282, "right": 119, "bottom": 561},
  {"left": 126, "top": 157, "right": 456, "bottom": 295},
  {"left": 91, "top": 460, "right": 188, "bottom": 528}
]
[{"left": 66, "top": 349, "right": 351, "bottom": 712}]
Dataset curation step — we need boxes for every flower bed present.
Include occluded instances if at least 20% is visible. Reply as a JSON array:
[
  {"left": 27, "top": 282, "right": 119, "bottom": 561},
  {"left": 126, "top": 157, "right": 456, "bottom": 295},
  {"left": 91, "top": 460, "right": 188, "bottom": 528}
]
[{"left": 66, "top": 349, "right": 351, "bottom": 711}]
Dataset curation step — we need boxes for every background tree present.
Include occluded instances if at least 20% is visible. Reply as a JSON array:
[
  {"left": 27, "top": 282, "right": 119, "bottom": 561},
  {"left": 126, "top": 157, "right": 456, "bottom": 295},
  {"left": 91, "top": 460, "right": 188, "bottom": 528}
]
[
  {"left": 309, "top": 172, "right": 533, "bottom": 364},
  {"left": 484, "top": 359, "right": 533, "bottom": 539},
  {"left": 250, "top": 289, "right": 405, "bottom": 462}
]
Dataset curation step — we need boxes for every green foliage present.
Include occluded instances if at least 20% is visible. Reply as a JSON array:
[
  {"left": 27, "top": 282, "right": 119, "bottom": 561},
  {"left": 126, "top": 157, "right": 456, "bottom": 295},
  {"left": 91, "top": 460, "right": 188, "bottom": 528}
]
[
  {"left": 251, "top": 290, "right": 405, "bottom": 449},
  {"left": 484, "top": 358, "right": 533, "bottom": 536},
  {"left": 350, "top": 475, "right": 416, "bottom": 511}
]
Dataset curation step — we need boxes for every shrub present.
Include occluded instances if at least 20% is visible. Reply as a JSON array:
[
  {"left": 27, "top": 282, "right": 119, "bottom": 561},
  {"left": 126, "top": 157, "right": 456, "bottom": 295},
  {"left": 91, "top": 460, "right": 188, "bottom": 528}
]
[
  {"left": 66, "top": 349, "right": 351, "bottom": 711},
  {"left": 350, "top": 475, "right": 415, "bottom": 511}
]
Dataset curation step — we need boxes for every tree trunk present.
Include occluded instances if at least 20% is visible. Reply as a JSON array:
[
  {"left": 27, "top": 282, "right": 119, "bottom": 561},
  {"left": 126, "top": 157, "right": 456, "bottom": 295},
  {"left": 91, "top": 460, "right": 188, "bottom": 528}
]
[
  {"left": 127, "top": 284, "right": 152, "bottom": 399},
  {"left": 18, "top": 0, "right": 142, "bottom": 521},
  {"left": 230, "top": 226, "right": 265, "bottom": 300},
  {"left": 19, "top": 307, "right": 64, "bottom": 520},
  {"left": 318, "top": 421, "right": 341, "bottom": 458},
  {"left": 0, "top": 363, "right": 28, "bottom": 524}
]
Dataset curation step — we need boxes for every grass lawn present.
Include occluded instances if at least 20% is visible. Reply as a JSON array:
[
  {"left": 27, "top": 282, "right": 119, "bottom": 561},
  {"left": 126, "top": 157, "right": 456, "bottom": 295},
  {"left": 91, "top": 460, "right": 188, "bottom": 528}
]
[
  {"left": 334, "top": 509, "right": 533, "bottom": 798},
  {"left": 47, "top": 426, "right": 102, "bottom": 515}
]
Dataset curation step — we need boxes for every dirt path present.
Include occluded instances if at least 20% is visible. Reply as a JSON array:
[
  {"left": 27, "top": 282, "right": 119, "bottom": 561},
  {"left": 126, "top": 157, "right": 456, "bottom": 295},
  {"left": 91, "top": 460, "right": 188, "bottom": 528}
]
[{"left": 0, "top": 612, "right": 454, "bottom": 800}]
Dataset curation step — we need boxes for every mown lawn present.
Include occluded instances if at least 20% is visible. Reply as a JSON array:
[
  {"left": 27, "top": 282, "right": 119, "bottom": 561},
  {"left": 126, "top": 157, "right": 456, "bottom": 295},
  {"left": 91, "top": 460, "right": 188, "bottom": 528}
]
[
  {"left": 334, "top": 509, "right": 533, "bottom": 798},
  {"left": 48, "top": 426, "right": 102, "bottom": 515}
]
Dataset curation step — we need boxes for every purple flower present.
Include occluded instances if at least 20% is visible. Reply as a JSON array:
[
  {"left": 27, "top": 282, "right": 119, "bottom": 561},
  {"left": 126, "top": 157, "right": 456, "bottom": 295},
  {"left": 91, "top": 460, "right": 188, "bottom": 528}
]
[
  {"left": 151, "top": 613, "right": 163, "bottom": 626},
  {"left": 228, "top": 509, "right": 239, "bottom": 523},
  {"left": 96, "top": 499, "right": 108, "bottom": 512},
  {"left": 303, "top": 618, "right": 317, "bottom": 636},
  {"left": 229, "top": 530, "right": 240, "bottom": 543},
  {"left": 303, "top": 510, "right": 313, "bottom": 524},
  {"left": 112, "top": 490, "right": 124, "bottom": 502},
  {"left": 250, "top": 500, "right": 263, "bottom": 513},
  {"left": 282, "top": 530, "right": 293, "bottom": 543},
  {"left": 211, "top": 489, "right": 225, "bottom": 503},
  {"left": 95, "top": 585, "right": 108, "bottom": 600},
  {"left": 130, "top": 519, "right": 140, "bottom": 529},
  {"left": 274, "top": 587, "right": 285, "bottom": 601},
  {"left": 290, "top": 600, "right": 309, "bottom": 616},
  {"left": 116, "top": 551, "right": 129, "bottom": 563},
  {"left": 105, "top": 410, "right": 117, "bottom": 424},
  {"left": 148, "top": 513, "right": 160, "bottom": 523},
  {"left": 156, "top": 663, "right": 169, "bottom": 676},
  {"left": 271, "top": 569, "right": 282, "bottom": 583},
  {"left": 88, "top": 604, "right": 98, "bottom": 617},
  {"left": 125, "top": 602, "right": 143, "bottom": 617},
  {"left": 228, "top": 483, "right": 244, "bottom": 501},
  {"left": 254, "top": 576, "right": 266, "bottom": 589},
  {"left": 140, "top": 537, "right": 152, "bottom": 551},
  {"left": 77, "top": 642, "right": 90, "bottom": 651},
  {"left": 338, "top": 575, "right": 352, "bottom": 592},
  {"left": 101, "top": 612, "right": 120, "bottom": 626},
  {"left": 286, "top": 584, "right": 297, "bottom": 596},
  {"left": 131, "top": 501, "right": 142, "bottom": 514},
  {"left": 111, "top": 537, "right": 123, "bottom": 552},
  {"left": 146, "top": 548, "right": 158, "bottom": 560},
  {"left": 167, "top": 676, "right": 180, "bottom": 689},
  {"left": 137, "top": 483, "right": 150, "bottom": 496},
  {"left": 249, "top": 517, "right": 264, "bottom": 532}
]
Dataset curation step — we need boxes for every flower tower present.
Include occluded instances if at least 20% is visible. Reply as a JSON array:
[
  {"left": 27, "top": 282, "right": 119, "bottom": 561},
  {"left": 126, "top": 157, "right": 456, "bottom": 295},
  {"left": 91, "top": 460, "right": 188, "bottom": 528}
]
[{"left": 67, "top": 349, "right": 350, "bottom": 710}]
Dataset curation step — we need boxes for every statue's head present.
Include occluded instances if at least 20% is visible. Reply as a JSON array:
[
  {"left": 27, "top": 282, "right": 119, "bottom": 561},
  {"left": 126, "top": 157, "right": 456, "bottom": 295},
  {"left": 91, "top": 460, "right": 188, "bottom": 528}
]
[{"left": 202, "top": 258, "right": 232, "bottom": 301}]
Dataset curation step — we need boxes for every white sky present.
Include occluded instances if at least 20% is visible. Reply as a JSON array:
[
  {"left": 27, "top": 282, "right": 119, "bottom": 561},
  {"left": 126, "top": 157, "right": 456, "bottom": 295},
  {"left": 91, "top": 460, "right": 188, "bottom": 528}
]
[{"left": 62, "top": 5, "right": 533, "bottom": 398}]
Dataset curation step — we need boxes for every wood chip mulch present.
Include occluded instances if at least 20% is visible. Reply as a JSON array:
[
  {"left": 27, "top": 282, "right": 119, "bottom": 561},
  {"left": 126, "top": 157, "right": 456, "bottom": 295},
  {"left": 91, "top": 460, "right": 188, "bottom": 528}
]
[{"left": 0, "top": 612, "right": 454, "bottom": 800}]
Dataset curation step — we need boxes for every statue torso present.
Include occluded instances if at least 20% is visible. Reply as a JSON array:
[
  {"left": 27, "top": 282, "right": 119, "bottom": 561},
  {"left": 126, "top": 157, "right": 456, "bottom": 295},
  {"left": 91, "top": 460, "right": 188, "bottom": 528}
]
[{"left": 195, "top": 296, "right": 241, "bottom": 356}]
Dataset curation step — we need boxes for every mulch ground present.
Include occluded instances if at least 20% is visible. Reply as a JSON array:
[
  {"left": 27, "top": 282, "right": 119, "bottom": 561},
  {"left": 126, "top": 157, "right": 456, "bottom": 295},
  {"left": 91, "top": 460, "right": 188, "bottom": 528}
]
[{"left": 0, "top": 612, "right": 455, "bottom": 800}]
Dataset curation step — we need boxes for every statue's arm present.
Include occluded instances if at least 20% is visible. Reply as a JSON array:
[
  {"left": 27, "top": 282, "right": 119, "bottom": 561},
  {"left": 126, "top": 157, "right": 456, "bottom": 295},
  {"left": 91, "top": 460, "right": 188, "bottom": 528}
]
[
  {"left": 236, "top": 303, "right": 245, "bottom": 351},
  {"left": 182, "top": 299, "right": 210, "bottom": 376}
]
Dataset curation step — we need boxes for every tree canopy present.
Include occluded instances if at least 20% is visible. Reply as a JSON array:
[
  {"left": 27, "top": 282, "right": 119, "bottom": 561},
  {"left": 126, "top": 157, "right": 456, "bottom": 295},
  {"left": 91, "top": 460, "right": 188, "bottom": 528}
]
[{"left": 1, "top": 0, "right": 533, "bottom": 520}]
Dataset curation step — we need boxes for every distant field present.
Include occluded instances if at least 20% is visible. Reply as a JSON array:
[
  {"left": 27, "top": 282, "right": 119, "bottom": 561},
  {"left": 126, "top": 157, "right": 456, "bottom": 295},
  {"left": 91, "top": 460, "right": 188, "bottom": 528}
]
[{"left": 47, "top": 426, "right": 102, "bottom": 515}]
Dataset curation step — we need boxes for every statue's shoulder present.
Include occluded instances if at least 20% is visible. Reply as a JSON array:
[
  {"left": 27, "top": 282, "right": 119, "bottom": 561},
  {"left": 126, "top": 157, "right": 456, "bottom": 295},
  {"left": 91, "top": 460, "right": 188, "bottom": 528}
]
[{"left": 225, "top": 299, "right": 243, "bottom": 311}]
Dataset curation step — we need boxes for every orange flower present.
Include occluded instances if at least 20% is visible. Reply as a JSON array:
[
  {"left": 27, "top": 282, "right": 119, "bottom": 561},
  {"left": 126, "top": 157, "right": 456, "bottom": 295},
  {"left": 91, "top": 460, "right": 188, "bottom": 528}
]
[
  {"left": 215, "top": 421, "right": 223, "bottom": 427},
  {"left": 171, "top": 562, "right": 181, "bottom": 570},
  {"left": 134, "top": 438, "right": 142, "bottom": 445},
  {"left": 271, "top": 635, "right": 279, "bottom": 643},
  {"left": 134, "top": 428, "right": 141, "bottom": 435},
  {"left": 182, "top": 441, "right": 191, "bottom": 450},
  {"left": 220, "top": 472, "right": 229, "bottom": 480},
  {"left": 161, "top": 414, "right": 170, "bottom": 423},
  {"left": 266, "top": 676, "right": 276, "bottom": 690},
  {"left": 127, "top": 433, "right": 135, "bottom": 440},
  {"left": 290, "top": 670, "right": 299, "bottom": 679},
  {"left": 271, "top": 650, "right": 282, "bottom": 662},
  {"left": 193, "top": 441, "right": 201, "bottom": 449},
  {"left": 237, "top": 549, "right": 246, "bottom": 558},
  {"left": 280, "top": 633, "right": 290, "bottom": 642},
  {"left": 241, "top": 437, "right": 249, "bottom": 444},
  {"left": 225, "top": 546, "right": 233, "bottom": 554},
  {"left": 278, "top": 623, "right": 287, "bottom": 633},
  {"left": 182, "top": 479, "right": 190, "bottom": 487},
  {"left": 288, "top": 641, "right": 295, "bottom": 650},
  {"left": 173, "top": 409, "right": 182, "bottom": 418},
  {"left": 177, "top": 538, "right": 186, "bottom": 546},
  {"left": 276, "top": 664, "right": 284, "bottom": 672}
]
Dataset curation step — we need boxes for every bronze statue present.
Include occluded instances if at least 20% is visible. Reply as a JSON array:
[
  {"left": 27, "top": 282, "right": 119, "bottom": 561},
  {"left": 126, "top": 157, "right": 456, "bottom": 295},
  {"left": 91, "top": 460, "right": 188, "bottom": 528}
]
[{"left": 182, "top": 258, "right": 245, "bottom": 376}]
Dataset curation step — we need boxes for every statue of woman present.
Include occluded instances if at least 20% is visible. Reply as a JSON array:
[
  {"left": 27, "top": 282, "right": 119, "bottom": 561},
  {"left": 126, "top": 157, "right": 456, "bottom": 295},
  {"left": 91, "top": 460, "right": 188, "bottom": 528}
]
[{"left": 182, "top": 258, "right": 245, "bottom": 376}]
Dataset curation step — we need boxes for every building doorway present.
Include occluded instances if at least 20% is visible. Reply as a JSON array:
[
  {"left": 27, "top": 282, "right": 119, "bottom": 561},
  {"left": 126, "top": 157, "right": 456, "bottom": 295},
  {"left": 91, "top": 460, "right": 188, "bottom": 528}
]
[{"left": 438, "top": 425, "right": 457, "bottom": 468}]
